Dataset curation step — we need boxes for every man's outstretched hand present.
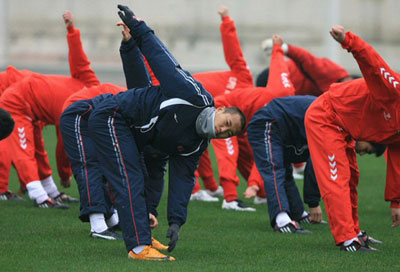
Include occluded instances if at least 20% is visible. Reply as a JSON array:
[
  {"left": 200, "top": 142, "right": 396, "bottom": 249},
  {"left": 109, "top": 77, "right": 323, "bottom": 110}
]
[
  {"left": 244, "top": 185, "right": 259, "bottom": 198},
  {"left": 117, "top": 5, "right": 137, "bottom": 29},
  {"left": 149, "top": 213, "right": 158, "bottom": 229},
  {"left": 309, "top": 206, "right": 323, "bottom": 223},
  {"left": 330, "top": 25, "right": 346, "bottom": 44},
  {"left": 60, "top": 176, "right": 72, "bottom": 188},
  {"left": 166, "top": 223, "right": 180, "bottom": 252},
  {"left": 218, "top": 5, "right": 229, "bottom": 19},
  {"left": 63, "top": 11, "right": 74, "bottom": 29},
  {"left": 117, "top": 21, "right": 132, "bottom": 41},
  {"left": 391, "top": 207, "right": 400, "bottom": 228}
]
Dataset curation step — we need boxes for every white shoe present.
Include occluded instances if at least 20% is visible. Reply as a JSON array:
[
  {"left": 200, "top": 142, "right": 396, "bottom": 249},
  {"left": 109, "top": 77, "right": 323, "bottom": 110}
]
[
  {"left": 253, "top": 196, "right": 267, "bottom": 205},
  {"left": 190, "top": 190, "right": 218, "bottom": 202},
  {"left": 205, "top": 186, "right": 224, "bottom": 198},
  {"left": 222, "top": 199, "right": 256, "bottom": 212}
]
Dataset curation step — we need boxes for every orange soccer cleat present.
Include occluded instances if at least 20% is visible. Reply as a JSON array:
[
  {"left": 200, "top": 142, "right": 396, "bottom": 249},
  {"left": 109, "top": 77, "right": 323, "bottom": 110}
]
[
  {"left": 152, "top": 237, "right": 169, "bottom": 250},
  {"left": 128, "top": 246, "right": 175, "bottom": 261}
]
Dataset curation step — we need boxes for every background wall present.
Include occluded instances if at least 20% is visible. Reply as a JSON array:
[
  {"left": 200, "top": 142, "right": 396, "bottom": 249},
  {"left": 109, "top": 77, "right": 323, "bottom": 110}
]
[{"left": 1, "top": 0, "right": 399, "bottom": 85}]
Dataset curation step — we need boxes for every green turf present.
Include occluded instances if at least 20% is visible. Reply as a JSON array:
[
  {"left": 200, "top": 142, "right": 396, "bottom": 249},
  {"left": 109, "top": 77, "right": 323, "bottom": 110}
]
[{"left": 1, "top": 127, "right": 399, "bottom": 272}]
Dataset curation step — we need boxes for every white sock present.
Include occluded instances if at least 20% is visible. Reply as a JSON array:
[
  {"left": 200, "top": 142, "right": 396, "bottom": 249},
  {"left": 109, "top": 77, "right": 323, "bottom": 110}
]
[
  {"left": 357, "top": 232, "right": 363, "bottom": 236},
  {"left": 106, "top": 209, "right": 119, "bottom": 228},
  {"left": 344, "top": 237, "right": 359, "bottom": 246},
  {"left": 281, "top": 43, "right": 288, "bottom": 54},
  {"left": 132, "top": 245, "right": 146, "bottom": 254},
  {"left": 26, "top": 180, "right": 49, "bottom": 204},
  {"left": 41, "top": 176, "right": 60, "bottom": 198},
  {"left": 301, "top": 211, "right": 309, "bottom": 217},
  {"left": 89, "top": 213, "right": 108, "bottom": 233},
  {"left": 276, "top": 212, "right": 292, "bottom": 227}
]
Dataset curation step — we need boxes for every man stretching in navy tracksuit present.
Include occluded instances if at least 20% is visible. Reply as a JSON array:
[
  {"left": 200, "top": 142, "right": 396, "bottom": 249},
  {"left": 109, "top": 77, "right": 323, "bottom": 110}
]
[
  {"left": 88, "top": 5, "right": 246, "bottom": 261},
  {"left": 247, "top": 96, "right": 320, "bottom": 233},
  {"left": 60, "top": 28, "right": 143, "bottom": 240}
]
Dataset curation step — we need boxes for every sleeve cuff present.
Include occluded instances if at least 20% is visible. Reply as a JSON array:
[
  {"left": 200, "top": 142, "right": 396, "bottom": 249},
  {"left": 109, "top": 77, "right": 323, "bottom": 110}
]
[
  {"left": 341, "top": 31, "right": 352, "bottom": 50},
  {"left": 67, "top": 25, "right": 76, "bottom": 34},
  {"left": 221, "top": 15, "right": 231, "bottom": 23},
  {"left": 391, "top": 201, "right": 400, "bottom": 208},
  {"left": 308, "top": 203, "right": 320, "bottom": 208}
]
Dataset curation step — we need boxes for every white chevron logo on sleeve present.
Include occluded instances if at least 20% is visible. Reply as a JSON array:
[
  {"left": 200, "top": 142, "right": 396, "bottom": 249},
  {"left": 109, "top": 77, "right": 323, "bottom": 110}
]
[
  {"left": 328, "top": 153, "right": 338, "bottom": 181},
  {"left": 18, "top": 127, "right": 25, "bottom": 133},
  {"left": 18, "top": 132, "right": 25, "bottom": 138},
  {"left": 380, "top": 67, "right": 399, "bottom": 89},
  {"left": 384, "top": 72, "right": 390, "bottom": 79},
  {"left": 20, "top": 138, "right": 27, "bottom": 144},
  {"left": 20, "top": 143, "right": 27, "bottom": 150}
]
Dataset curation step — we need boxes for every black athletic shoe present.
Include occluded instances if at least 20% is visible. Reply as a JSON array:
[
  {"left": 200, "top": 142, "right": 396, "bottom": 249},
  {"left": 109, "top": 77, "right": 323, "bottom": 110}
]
[
  {"left": 340, "top": 239, "right": 378, "bottom": 252},
  {"left": 299, "top": 214, "right": 328, "bottom": 225},
  {"left": 90, "top": 229, "right": 123, "bottom": 240},
  {"left": 0, "top": 190, "right": 26, "bottom": 201},
  {"left": 299, "top": 214, "right": 311, "bottom": 224},
  {"left": 109, "top": 223, "right": 121, "bottom": 232},
  {"left": 54, "top": 192, "right": 79, "bottom": 203},
  {"left": 35, "top": 198, "right": 69, "bottom": 209},
  {"left": 274, "top": 221, "right": 312, "bottom": 234},
  {"left": 358, "top": 231, "right": 383, "bottom": 245}
]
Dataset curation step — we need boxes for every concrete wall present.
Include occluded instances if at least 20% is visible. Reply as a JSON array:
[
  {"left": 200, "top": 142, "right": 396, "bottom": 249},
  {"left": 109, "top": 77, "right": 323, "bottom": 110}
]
[{"left": 1, "top": 0, "right": 399, "bottom": 85}]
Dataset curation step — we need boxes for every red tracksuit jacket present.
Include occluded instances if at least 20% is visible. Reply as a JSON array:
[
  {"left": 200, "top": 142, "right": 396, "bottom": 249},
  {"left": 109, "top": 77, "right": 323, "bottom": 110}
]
[
  {"left": 325, "top": 31, "right": 400, "bottom": 207},
  {"left": 286, "top": 45, "right": 350, "bottom": 96},
  {"left": 0, "top": 25, "right": 99, "bottom": 181}
]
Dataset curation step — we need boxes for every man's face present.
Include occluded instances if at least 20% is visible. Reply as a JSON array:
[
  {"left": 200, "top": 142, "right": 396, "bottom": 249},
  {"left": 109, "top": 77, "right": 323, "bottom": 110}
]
[
  {"left": 214, "top": 107, "right": 242, "bottom": 138},
  {"left": 355, "top": 141, "right": 376, "bottom": 156}
]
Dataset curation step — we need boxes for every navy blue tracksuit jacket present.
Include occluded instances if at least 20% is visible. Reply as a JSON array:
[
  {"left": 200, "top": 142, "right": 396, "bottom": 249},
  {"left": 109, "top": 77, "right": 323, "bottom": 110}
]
[
  {"left": 247, "top": 96, "right": 320, "bottom": 227},
  {"left": 88, "top": 20, "right": 213, "bottom": 251}
]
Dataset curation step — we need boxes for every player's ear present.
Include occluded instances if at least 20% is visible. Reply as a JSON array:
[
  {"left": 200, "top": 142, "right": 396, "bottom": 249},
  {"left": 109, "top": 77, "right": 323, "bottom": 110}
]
[{"left": 216, "top": 106, "right": 226, "bottom": 113}]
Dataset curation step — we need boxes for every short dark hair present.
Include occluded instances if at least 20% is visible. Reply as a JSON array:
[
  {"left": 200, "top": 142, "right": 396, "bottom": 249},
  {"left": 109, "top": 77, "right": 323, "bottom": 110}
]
[
  {"left": 224, "top": 107, "right": 247, "bottom": 133},
  {"left": 0, "top": 108, "right": 14, "bottom": 140},
  {"left": 371, "top": 142, "right": 387, "bottom": 157}
]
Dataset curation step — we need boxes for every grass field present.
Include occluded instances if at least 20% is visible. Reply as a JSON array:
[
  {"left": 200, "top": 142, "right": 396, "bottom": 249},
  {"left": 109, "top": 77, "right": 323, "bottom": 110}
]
[{"left": 1, "top": 127, "right": 399, "bottom": 272}]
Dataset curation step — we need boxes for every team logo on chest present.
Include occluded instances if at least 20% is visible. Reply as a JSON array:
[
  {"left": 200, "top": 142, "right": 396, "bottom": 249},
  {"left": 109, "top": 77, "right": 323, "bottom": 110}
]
[
  {"left": 383, "top": 111, "right": 391, "bottom": 121},
  {"left": 225, "top": 138, "right": 234, "bottom": 155},
  {"left": 224, "top": 77, "right": 237, "bottom": 94}
]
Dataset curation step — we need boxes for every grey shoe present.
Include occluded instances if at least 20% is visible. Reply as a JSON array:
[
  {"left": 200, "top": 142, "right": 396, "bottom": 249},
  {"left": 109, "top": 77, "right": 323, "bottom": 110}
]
[
  {"left": 0, "top": 190, "right": 26, "bottom": 201},
  {"left": 222, "top": 199, "right": 256, "bottom": 212},
  {"left": 90, "top": 229, "right": 123, "bottom": 240},
  {"left": 35, "top": 198, "right": 69, "bottom": 209},
  {"left": 274, "top": 221, "right": 311, "bottom": 234},
  {"left": 54, "top": 192, "right": 79, "bottom": 203}
]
